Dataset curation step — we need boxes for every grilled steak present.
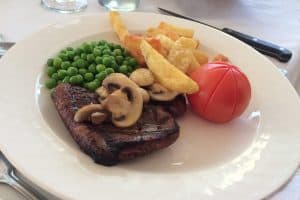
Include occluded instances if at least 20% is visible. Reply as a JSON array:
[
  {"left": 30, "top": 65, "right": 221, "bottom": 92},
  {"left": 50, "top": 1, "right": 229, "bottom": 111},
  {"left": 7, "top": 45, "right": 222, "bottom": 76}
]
[{"left": 51, "top": 84, "right": 186, "bottom": 166}]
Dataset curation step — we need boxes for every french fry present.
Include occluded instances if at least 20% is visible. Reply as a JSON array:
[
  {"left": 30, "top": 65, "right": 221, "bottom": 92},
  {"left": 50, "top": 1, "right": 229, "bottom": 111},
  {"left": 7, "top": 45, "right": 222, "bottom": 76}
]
[
  {"left": 168, "top": 46, "right": 200, "bottom": 73},
  {"left": 123, "top": 35, "right": 167, "bottom": 66},
  {"left": 109, "top": 11, "right": 129, "bottom": 42},
  {"left": 213, "top": 54, "right": 229, "bottom": 62},
  {"left": 155, "top": 34, "right": 175, "bottom": 51},
  {"left": 192, "top": 49, "right": 209, "bottom": 65},
  {"left": 146, "top": 27, "right": 180, "bottom": 41},
  {"left": 175, "top": 37, "right": 199, "bottom": 49},
  {"left": 140, "top": 40, "right": 198, "bottom": 94},
  {"left": 158, "top": 22, "right": 194, "bottom": 38}
]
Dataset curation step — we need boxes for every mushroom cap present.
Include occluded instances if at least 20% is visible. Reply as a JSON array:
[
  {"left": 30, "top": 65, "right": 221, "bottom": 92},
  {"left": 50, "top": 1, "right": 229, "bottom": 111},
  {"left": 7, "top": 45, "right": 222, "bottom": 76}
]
[
  {"left": 74, "top": 104, "right": 105, "bottom": 122},
  {"left": 102, "top": 73, "right": 143, "bottom": 128},
  {"left": 129, "top": 68, "right": 154, "bottom": 87},
  {"left": 148, "top": 83, "right": 178, "bottom": 101}
]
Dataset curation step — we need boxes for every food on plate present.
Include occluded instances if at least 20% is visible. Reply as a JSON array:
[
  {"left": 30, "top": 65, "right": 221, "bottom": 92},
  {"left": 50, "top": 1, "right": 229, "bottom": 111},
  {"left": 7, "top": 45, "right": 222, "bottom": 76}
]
[
  {"left": 52, "top": 83, "right": 186, "bottom": 166},
  {"left": 213, "top": 54, "right": 229, "bottom": 62},
  {"left": 109, "top": 11, "right": 167, "bottom": 65},
  {"left": 44, "top": 40, "right": 138, "bottom": 90},
  {"left": 147, "top": 22, "right": 194, "bottom": 40},
  {"left": 158, "top": 22, "right": 194, "bottom": 38},
  {"left": 187, "top": 62, "right": 251, "bottom": 123},
  {"left": 47, "top": 11, "right": 252, "bottom": 166},
  {"left": 140, "top": 40, "right": 199, "bottom": 94},
  {"left": 109, "top": 11, "right": 129, "bottom": 42}
]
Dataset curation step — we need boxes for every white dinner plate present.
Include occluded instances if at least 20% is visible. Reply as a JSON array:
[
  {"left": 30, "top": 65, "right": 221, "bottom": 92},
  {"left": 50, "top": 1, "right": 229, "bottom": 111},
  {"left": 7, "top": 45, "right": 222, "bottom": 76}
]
[{"left": 0, "top": 12, "right": 300, "bottom": 200}]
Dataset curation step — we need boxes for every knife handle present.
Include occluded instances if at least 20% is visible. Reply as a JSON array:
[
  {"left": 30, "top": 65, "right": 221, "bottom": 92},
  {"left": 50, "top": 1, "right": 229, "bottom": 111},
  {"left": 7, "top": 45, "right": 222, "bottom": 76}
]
[{"left": 222, "top": 28, "right": 292, "bottom": 62}]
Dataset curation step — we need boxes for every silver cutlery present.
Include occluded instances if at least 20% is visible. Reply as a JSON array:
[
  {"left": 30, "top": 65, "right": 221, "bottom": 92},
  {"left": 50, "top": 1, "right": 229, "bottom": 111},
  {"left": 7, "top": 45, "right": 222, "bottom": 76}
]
[
  {"left": 158, "top": 7, "right": 292, "bottom": 63},
  {"left": 0, "top": 152, "right": 42, "bottom": 200}
]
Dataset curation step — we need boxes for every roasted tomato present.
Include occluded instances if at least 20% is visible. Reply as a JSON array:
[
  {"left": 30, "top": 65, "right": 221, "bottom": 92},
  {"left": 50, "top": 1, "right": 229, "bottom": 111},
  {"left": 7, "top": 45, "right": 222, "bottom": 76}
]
[{"left": 187, "top": 62, "right": 251, "bottom": 123}]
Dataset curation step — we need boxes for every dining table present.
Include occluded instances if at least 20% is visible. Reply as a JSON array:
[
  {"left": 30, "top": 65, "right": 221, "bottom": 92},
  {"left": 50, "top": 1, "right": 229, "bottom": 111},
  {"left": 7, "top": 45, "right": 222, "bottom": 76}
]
[{"left": 0, "top": 0, "right": 300, "bottom": 199}]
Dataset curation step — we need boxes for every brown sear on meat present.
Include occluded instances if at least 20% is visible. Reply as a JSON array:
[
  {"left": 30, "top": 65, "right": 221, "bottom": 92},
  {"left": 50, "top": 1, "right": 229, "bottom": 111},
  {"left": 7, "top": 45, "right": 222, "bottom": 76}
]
[{"left": 51, "top": 84, "right": 187, "bottom": 166}]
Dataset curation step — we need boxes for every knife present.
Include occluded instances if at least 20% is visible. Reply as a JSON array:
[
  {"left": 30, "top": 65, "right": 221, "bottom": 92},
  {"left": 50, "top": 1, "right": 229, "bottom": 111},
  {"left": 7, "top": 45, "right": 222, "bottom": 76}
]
[{"left": 158, "top": 7, "right": 292, "bottom": 63}]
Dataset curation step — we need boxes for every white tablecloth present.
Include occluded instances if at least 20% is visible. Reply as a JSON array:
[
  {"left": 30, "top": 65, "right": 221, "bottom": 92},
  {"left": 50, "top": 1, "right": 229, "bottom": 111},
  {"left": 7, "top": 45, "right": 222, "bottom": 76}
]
[{"left": 0, "top": 0, "right": 300, "bottom": 199}]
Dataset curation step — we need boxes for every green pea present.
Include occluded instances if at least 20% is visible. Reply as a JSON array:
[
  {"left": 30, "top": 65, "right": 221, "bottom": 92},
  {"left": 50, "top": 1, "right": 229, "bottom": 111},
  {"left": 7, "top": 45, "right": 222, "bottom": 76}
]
[
  {"left": 103, "top": 57, "right": 113, "bottom": 66},
  {"left": 105, "top": 68, "right": 114, "bottom": 75},
  {"left": 96, "top": 64, "right": 106, "bottom": 73},
  {"left": 67, "top": 67, "right": 78, "bottom": 76},
  {"left": 77, "top": 59, "right": 88, "bottom": 68},
  {"left": 86, "top": 81, "right": 99, "bottom": 91},
  {"left": 119, "top": 65, "right": 128, "bottom": 74},
  {"left": 62, "top": 76, "right": 70, "bottom": 83},
  {"left": 59, "top": 53, "right": 68, "bottom": 61},
  {"left": 84, "top": 72, "right": 94, "bottom": 81},
  {"left": 47, "top": 67, "right": 56, "bottom": 76},
  {"left": 91, "top": 41, "right": 97, "bottom": 48},
  {"left": 93, "top": 78, "right": 100, "bottom": 85},
  {"left": 110, "top": 62, "right": 119, "bottom": 71},
  {"left": 61, "top": 61, "right": 71, "bottom": 70},
  {"left": 67, "top": 47, "right": 73, "bottom": 51},
  {"left": 57, "top": 69, "right": 68, "bottom": 80},
  {"left": 75, "top": 48, "right": 83, "bottom": 55},
  {"left": 47, "top": 58, "right": 54, "bottom": 66},
  {"left": 95, "top": 71, "right": 107, "bottom": 82},
  {"left": 71, "top": 61, "right": 78, "bottom": 68},
  {"left": 98, "top": 40, "right": 106, "bottom": 46},
  {"left": 66, "top": 50, "right": 76, "bottom": 60},
  {"left": 127, "top": 66, "right": 133, "bottom": 73},
  {"left": 51, "top": 72, "right": 59, "bottom": 81},
  {"left": 95, "top": 56, "right": 103, "bottom": 64},
  {"left": 102, "top": 49, "right": 111, "bottom": 56},
  {"left": 128, "top": 58, "right": 138, "bottom": 67},
  {"left": 73, "top": 55, "right": 80, "bottom": 61},
  {"left": 86, "top": 54, "right": 95, "bottom": 63},
  {"left": 83, "top": 43, "right": 92, "bottom": 53},
  {"left": 80, "top": 53, "right": 87, "bottom": 60},
  {"left": 115, "top": 55, "right": 124, "bottom": 64},
  {"left": 60, "top": 49, "right": 67, "bottom": 54},
  {"left": 112, "top": 49, "right": 122, "bottom": 56},
  {"left": 53, "top": 57, "right": 62, "bottom": 68},
  {"left": 114, "top": 44, "right": 122, "bottom": 50},
  {"left": 93, "top": 48, "right": 102, "bottom": 57},
  {"left": 88, "top": 64, "right": 97, "bottom": 74},
  {"left": 78, "top": 68, "right": 87, "bottom": 76},
  {"left": 69, "top": 75, "right": 83, "bottom": 85},
  {"left": 45, "top": 78, "right": 57, "bottom": 89},
  {"left": 122, "top": 60, "right": 129, "bottom": 66}
]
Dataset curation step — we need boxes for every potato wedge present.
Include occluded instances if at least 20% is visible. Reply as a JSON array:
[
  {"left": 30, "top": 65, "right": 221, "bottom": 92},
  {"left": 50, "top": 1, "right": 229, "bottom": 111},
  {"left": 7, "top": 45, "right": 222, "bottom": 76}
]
[
  {"left": 140, "top": 40, "right": 198, "bottom": 94},
  {"left": 109, "top": 11, "right": 129, "bottom": 42},
  {"left": 158, "top": 22, "right": 194, "bottom": 38},
  {"left": 192, "top": 49, "right": 209, "bottom": 65}
]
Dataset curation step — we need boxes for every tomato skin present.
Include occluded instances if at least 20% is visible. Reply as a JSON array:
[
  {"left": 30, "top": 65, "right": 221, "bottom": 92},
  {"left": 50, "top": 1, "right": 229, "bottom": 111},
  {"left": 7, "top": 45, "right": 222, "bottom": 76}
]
[{"left": 187, "top": 62, "right": 251, "bottom": 123}]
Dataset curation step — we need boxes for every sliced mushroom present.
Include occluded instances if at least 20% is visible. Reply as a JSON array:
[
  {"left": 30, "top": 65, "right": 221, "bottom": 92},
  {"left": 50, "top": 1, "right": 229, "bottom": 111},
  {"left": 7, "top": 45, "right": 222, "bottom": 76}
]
[
  {"left": 138, "top": 87, "right": 150, "bottom": 103},
  {"left": 95, "top": 86, "right": 109, "bottom": 102},
  {"left": 148, "top": 83, "right": 178, "bottom": 101},
  {"left": 129, "top": 68, "right": 154, "bottom": 87},
  {"left": 91, "top": 112, "right": 108, "bottom": 124},
  {"left": 74, "top": 104, "right": 105, "bottom": 122},
  {"left": 102, "top": 73, "right": 143, "bottom": 128},
  {"left": 102, "top": 89, "right": 131, "bottom": 119}
]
